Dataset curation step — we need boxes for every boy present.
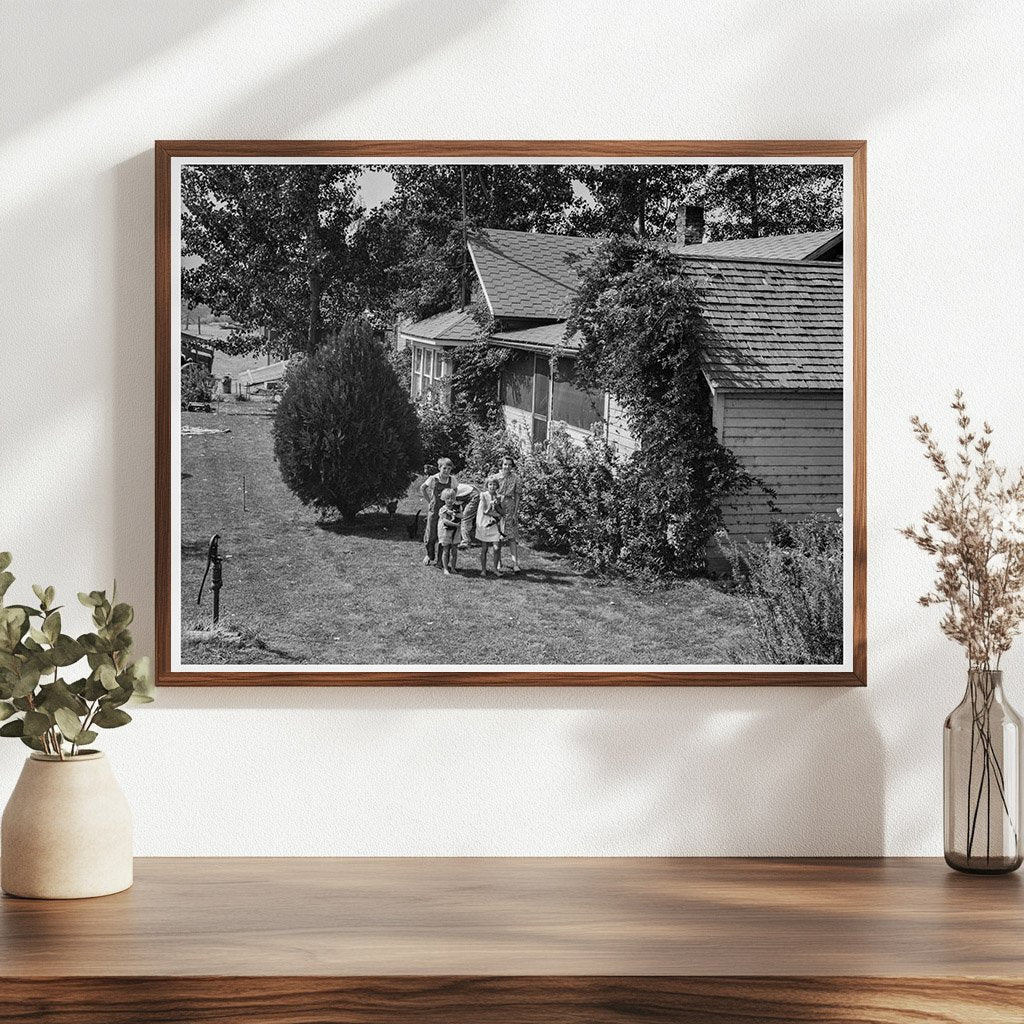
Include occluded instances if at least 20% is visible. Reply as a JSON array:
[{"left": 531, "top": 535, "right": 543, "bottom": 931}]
[{"left": 437, "top": 488, "right": 461, "bottom": 575}]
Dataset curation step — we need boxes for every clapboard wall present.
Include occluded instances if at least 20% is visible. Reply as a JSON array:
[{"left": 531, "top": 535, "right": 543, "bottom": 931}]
[{"left": 716, "top": 390, "right": 843, "bottom": 544}]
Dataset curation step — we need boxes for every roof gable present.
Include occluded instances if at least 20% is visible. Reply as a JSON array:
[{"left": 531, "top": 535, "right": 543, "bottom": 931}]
[{"left": 467, "top": 229, "right": 595, "bottom": 319}]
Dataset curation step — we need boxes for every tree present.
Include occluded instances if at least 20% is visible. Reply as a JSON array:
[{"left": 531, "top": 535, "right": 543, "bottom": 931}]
[
  {"left": 690, "top": 164, "right": 843, "bottom": 240},
  {"left": 181, "top": 164, "right": 362, "bottom": 356},
  {"left": 349, "top": 163, "right": 578, "bottom": 322},
  {"left": 566, "top": 163, "right": 843, "bottom": 242},
  {"left": 567, "top": 164, "right": 697, "bottom": 239},
  {"left": 566, "top": 236, "right": 757, "bottom": 574},
  {"left": 272, "top": 322, "right": 422, "bottom": 520}
]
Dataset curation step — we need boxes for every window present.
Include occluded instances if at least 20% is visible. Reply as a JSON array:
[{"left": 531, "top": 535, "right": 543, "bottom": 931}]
[
  {"left": 552, "top": 358, "right": 603, "bottom": 431},
  {"left": 411, "top": 343, "right": 451, "bottom": 402}
]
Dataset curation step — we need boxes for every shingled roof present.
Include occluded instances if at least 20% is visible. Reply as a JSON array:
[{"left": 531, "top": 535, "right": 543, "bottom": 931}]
[
  {"left": 399, "top": 308, "right": 480, "bottom": 343},
  {"left": 684, "top": 256, "right": 842, "bottom": 390},
  {"left": 467, "top": 229, "right": 596, "bottom": 319},
  {"left": 409, "top": 229, "right": 843, "bottom": 391},
  {"left": 672, "top": 229, "right": 842, "bottom": 262}
]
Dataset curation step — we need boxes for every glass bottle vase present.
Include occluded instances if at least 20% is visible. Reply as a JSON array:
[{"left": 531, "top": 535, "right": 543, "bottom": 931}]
[{"left": 944, "top": 669, "right": 1023, "bottom": 873}]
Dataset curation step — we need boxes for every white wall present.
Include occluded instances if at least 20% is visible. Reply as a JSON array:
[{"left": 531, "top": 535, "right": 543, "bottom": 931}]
[{"left": 1, "top": 0, "right": 1022, "bottom": 856}]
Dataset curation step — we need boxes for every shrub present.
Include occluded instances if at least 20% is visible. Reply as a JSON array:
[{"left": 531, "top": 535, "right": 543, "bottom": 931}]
[
  {"left": 722, "top": 514, "right": 844, "bottom": 664},
  {"left": 272, "top": 322, "right": 423, "bottom": 520},
  {"left": 181, "top": 362, "right": 214, "bottom": 408},
  {"left": 416, "top": 391, "right": 472, "bottom": 470},
  {"left": 462, "top": 420, "right": 523, "bottom": 479}
]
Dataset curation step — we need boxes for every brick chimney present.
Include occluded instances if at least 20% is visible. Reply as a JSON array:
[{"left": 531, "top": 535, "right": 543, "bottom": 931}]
[{"left": 676, "top": 205, "right": 705, "bottom": 246}]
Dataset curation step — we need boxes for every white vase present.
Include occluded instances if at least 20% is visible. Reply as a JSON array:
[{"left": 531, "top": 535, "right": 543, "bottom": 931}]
[{"left": 1, "top": 751, "right": 133, "bottom": 899}]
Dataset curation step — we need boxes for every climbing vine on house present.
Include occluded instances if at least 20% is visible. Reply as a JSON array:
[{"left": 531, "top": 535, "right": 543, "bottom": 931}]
[
  {"left": 566, "top": 236, "right": 758, "bottom": 575},
  {"left": 447, "top": 305, "right": 512, "bottom": 426}
]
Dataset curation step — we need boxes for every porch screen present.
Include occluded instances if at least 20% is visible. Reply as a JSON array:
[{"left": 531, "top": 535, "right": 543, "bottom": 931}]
[
  {"left": 552, "top": 358, "right": 603, "bottom": 431},
  {"left": 501, "top": 353, "right": 534, "bottom": 412}
]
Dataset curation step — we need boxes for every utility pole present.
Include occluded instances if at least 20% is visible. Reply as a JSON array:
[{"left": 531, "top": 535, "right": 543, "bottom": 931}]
[{"left": 460, "top": 165, "right": 469, "bottom": 307}]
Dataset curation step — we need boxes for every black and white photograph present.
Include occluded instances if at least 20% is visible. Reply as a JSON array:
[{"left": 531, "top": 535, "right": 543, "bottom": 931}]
[{"left": 165, "top": 149, "right": 859, "bottom": 679}]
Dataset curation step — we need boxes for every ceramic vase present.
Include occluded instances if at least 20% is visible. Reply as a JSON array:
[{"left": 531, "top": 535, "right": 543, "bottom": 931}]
[{"left": 1, "top": 751, "right": 133, "bottom": 898}]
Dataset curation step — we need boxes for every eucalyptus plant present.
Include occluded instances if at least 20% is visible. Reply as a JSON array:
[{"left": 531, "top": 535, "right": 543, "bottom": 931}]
[{"left": 0, "top": 552, "right": 153, "bottom": 759}]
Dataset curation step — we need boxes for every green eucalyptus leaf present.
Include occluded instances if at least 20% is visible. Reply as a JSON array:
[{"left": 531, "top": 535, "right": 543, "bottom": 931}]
[
  {"left": 0, "top": 572, "right": 14, "bottom": 601},
  {"left": 53, "top": 707, "right": 84, "bottom": 741},
  {"left": 42, "top": 611, "right": 60, "bottom": 644},
  {"left": 78, "top": 592, "right": 100, "bottom": 608},
  {"left": 98, "top": 664, "right": 118, "bottom": 691},
  {"left": 0, "top": 651, "right": 19, "bottom": 673},
  {"left": 19, "top": 734, "right": 45, "bottom": 752},
  {"left": 82, "top": 636, "right": 112, "bottom": 657},
  {"left": 0, "top": 552, "right": 11, "bottom": 573},
  {"left": 44, "top": 586, "right": 55, "bottom": 609},
  {"left": 12, "top": 697, "right": 33, "bottom": 712},
  {"left": 93, "top": 705, "right": 131, "bottom": 729},
  {"left": 83, "top": 675, "right": 107, "bottom": 701},
  {"left": 31, "top": 584, "right": 47, "bottom": 608},
  {"left": 0, "top": 719, "right": 24, "bottom": 738},
  {"left": 0, "top": 701, "right": 16, "bottom": 721},
  {"left": 50, "top": 635, "right": 85, "bottom": 667},
  {"left": 28, "top": 627, "right": 49, "bottom": 646},
  {"left": 22, "top": 710, "right": 51, "bottom": 738},
  {"left": 104, "top": 685, "right": 132, "bottom": 708},
  {"left": 110, "top": 604, "right": 133, "bottom": 629},
  {"left": 74, "top": 730, "right": 98, "bottom": 746},
  {"left": 37, "top": 679, "right": 88, "bottom": 716},
  {"left": 11, "top": 666, "right": 41, "bottom": 699}
]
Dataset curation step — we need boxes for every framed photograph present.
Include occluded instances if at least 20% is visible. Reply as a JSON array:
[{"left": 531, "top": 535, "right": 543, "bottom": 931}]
[{"left": 156, "top": 141, "right": 865, "bottom": 686}]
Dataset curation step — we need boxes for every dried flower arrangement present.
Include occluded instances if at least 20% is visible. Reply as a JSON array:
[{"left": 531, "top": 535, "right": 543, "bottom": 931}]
[
  {"left": 903, "top": 390, "right": 1024, "bottom": 870},
  {"left": 902, "top": 391, "right": 1024, "bottom": 668}
]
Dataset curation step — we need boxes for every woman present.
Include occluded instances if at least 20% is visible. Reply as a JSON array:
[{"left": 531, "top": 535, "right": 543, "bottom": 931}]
[
  {"left": 495, "top": 454, "right": 523, "bottom": 573},
  {"left": 420, "top": 457, "right": 459, "bottom": 566}
]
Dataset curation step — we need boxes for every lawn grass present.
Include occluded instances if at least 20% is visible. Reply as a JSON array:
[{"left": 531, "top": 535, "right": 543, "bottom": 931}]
[{"left": 180, "top": 404, "right": 755, "bottom": 666}]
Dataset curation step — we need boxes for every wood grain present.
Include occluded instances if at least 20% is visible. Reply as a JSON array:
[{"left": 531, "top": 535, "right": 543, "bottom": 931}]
[
  {"left": 0, "top": 976, "right": 1021, "bottom": 1024},
  {"left": 155, "top": 140, "right": 867, "bottom": 687},
  {"left": 1, "top": 858, "right": 1021, "bottom": 1023}
]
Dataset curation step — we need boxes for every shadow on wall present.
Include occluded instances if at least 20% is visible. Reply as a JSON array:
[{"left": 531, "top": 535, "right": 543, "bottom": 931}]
[
  {"left": 105, "top": 0, "right": 507, "bottom": 657},
  {"left": 573, "top": 687, "right": 884, "bottom": 856}
]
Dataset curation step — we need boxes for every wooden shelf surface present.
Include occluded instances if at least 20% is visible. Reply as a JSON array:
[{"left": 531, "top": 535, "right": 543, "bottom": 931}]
[{"left": 2, "top": 857, "right": 1023, "bottom": 1023}]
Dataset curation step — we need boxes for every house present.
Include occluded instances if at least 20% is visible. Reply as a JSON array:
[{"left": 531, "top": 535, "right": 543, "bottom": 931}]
[{"left": 398, "top": 227, "right": 844, "bottom": 545}]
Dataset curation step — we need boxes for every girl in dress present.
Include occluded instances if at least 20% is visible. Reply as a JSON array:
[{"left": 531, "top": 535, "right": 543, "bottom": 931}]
[{"left": 475, "top": 476, "right": 504, "bottom": 576}]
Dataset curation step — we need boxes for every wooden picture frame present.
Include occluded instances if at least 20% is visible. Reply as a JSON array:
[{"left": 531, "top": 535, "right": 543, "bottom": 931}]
[{"left": 156, "top": 140, "right": 866, "bottom": 686}]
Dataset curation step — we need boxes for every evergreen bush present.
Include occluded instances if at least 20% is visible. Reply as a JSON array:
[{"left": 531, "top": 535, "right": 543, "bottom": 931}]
[{"left": 272, "top": 323, "right": 422, "bottom": 520}]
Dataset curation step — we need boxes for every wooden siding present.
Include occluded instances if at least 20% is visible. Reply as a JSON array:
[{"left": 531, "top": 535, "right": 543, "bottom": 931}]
[
  {"left": 718, "top": 391, "right": 842, "bottom": 545},
  {"left": 501, "top": 406, "right": 533, "bottom": 452},
  {"left": 604, "top": 396, "right": 639, "bottom": 458}
]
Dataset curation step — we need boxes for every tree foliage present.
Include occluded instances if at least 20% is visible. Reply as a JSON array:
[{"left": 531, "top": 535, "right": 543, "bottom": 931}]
[
  {"left": 566, "top": 236, "right": 758, "bottom": 574},
  {"left": 181, "top": 164, "right": 362, "bottom": 356},
  {"left": 566, "top": 163, "right": 842, "bottom": 241},
  {"left": 350, "top": 164, "right": 578, "bottom": 322},
  {"left": 273, "top": 322, "right": 422, "bottom": 519}
]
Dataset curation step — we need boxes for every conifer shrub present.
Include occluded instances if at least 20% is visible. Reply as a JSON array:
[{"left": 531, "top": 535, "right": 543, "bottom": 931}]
[{"left": 273, "top": 323, "right": 422, "bottom": 520}]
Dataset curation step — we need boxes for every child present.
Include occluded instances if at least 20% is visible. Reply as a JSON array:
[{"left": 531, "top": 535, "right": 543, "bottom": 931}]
[
  {"left": 437, "top": 488, "right": 461, "bottom": 576},
  {"left": 419, "top": 457, "right": 459, "bottom": 566},
  {"left": 475, "top": 476, "right": 504, "bottom": 576}
]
